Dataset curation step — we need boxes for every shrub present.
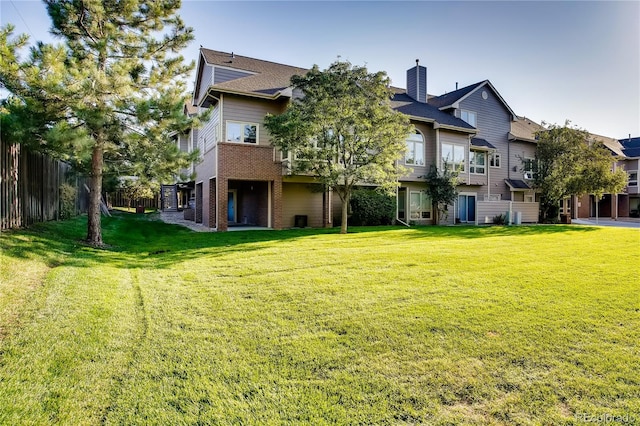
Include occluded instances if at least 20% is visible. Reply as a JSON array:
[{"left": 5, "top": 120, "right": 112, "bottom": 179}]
[
  {"left": 349, "top": 189, "right": 395, "bottom": 226},
  {"left": 492, "top": 214, "right": 507, "bottom": 225},
  {"left": 59, "top": 183, "right": 77, "bottom": 220}
]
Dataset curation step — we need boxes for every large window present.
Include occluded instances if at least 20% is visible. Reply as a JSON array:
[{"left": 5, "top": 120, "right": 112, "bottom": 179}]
[
  {"left": 441, "top": 143, "right": 465, "bottom": 172},
  {"left": 226, "top": 121, "right": 258, "bottom": 144},
  {"left": 410, "top": 191, "right": 431, "bottom": 220},
  {"left": 469, "top": 151, "right": 486, "bottom": 175},
  {"left": 460, "top": 110, "right": 477, "bottom": 127},
  {"left": 405, "top": 130, "right": 425, "bottom": 166},
  {"left": 628, "top": 171, "right": 638, "bottom": 187}
]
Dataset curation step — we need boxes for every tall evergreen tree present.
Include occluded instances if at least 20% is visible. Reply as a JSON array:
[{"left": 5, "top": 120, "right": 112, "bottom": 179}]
[
  {"left": 265, "top": 60, "right": 412, "bottom": 234},
  {"left": 0, "top": 1, "right": 198, "bottom": 246}
]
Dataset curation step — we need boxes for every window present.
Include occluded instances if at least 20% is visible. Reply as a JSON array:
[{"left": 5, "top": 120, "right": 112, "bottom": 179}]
[
  {"left": 523, "top": 158, "right": 538, "bottom": 179},
  {"left": 410, "top": 191, "right": 431, "bottom": 220},
  {"left": 469, "top": 151, "right": 486, "bottom": 175},
  {"left": 405, "top": 130, "right": 425, "bottom": 166},
  {"left": 628, "top": 171, "right": 638, "bottom": 187},
  {"left": 490, "top": 152, "right": 501, "bottom": 168},
  {"left": 460, "top": 110, "right": 476, "bottom": 127},
  {"left": 226, "top": 121, "right": 258, "bottom": 144},
  {"left": 441, "top": 143, "right": 465, "bottom": 172}
]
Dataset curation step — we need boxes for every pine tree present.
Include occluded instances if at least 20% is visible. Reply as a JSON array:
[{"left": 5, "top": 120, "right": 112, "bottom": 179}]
[{"left": 1, "top": 1, "right": 198, "bottom": 246}]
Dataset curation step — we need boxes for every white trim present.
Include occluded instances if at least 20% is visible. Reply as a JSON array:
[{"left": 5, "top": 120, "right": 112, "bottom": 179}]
[
  {"left": 404, "top": 129, "right": 426, "bottom": 166},
  {"left": 225, "top": 120, "right": 259, "bottom": 144}
]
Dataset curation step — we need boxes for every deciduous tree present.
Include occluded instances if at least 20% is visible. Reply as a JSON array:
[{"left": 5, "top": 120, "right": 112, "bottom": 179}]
[
  {"left": 423, "top": 165, "right": 459, "bottom": 224},
  {"left": 264, "top": 61, "right": 412, "bottom": 233},
  {"left": 529, "top": 122, "right": 627, "bottom": 221}
]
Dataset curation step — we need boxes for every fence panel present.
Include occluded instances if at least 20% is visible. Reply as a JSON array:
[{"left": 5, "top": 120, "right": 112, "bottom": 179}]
[{"left": 1, "top": 140, "right": 88, "bottom": 231}]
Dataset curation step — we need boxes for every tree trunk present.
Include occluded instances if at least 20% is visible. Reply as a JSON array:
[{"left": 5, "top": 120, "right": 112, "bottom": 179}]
[
  {"left": 86, "top": 136, "right": 104, "bottom": 246},
  {"left": 433, "top": 201, "right": 439, "bottom": 225},
  {"left": 340, "top": 191, "right": 350, "bottom": 234}
]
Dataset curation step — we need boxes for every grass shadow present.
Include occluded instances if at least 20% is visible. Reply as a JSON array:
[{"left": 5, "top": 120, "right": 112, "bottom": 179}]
[{"left": 1, "top": 211, "right": 603, "bottom": 271}]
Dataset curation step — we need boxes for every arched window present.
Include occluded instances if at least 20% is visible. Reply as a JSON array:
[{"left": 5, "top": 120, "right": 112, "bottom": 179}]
[{"left": 405, "top": 130, "right": 425, "bottom": 166}]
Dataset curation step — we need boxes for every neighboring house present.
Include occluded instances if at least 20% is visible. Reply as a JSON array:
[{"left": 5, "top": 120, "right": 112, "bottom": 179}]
[
  {"left": 426, "top": 80, "right": 540, "bottom": 224},
  {"left": 620, "top": 136, "right": 640, "bottom": 217},
  {"left": 161, "top": 102, "right": 199, "bottom": 213},
  {"left": 509, "top": 119, "right": 638, "bottom": 221},
  {"left": 170, "top": 48, "right": 548, "bottom": 230}
]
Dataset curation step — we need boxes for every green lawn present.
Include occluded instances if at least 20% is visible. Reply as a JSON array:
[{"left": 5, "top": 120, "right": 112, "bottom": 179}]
[{"left": 1, "top": 213, "right": 638, "bottom": 425}]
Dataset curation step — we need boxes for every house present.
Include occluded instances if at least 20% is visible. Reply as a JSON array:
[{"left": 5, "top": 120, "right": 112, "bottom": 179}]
[
  {"left": 170, "top": 48, "right": 545, "bottom": 230},
  {"left": 425, "top": 80, "right": 541, "bottom": 224},
  {"left": 507, "top": 119, "right": 639, "bottom": 221},
  {"left": 620, "top": 136, "right": 640, "bottom": 217},
  {"left": 161, "top": 103, "right": 199, "bottom": 213}
]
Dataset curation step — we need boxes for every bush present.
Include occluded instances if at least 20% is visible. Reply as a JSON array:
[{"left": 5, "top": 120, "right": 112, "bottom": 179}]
[
  {"left": 59, "top": 183, "right": 77, "bottom": 220},
  {"left": 492, "top": 213, "right": 507, "bottom": 225},
  {"left": 349, "top": 189, "right": 395, "bottom": 226}
]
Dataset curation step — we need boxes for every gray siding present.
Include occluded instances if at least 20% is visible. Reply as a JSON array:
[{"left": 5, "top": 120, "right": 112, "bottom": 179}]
[
  {"left": 282, "top": 182, "right": 324, "bottom": 228},
  {"left": 406, "top": 65, "right": 427, "bottom": 102},
  {"left": 198, "top": 65, "right": 214, "bottom": 105},
  {"left": 222, "top": 95, "right": 286, "bottom": 145},
  {"left": 213, "top": 66, "right": 253, "bottom": 84},
  {"left": 458, "top": 87, "right": 513, "bottom": 200},
  {"left": 402, "top": 122, "right": 436, "bottom": 181},
  {"left": 508, "top": 140, "right": 537, "bottom": 181}
]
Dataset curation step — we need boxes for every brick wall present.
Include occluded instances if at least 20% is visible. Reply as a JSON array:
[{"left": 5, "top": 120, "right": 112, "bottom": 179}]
[{"left": 216, "top": 143, "right": 283, "bottom": 231}]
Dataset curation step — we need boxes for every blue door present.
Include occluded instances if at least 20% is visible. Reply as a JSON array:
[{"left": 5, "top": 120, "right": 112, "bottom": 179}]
[
  {"left": 458, "top": 195, "right": 476, "bottom": 223},
  {"left": 228, "top": 191, "right": 236, "bottom": 223}
]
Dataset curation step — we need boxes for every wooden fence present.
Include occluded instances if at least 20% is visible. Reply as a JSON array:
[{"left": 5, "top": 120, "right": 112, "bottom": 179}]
[
  {"left": 1, "top": 141, "right": 88, "bottom": 231},
  {"left": 105, "top": 191, "right": 160, "bottom": 210}
]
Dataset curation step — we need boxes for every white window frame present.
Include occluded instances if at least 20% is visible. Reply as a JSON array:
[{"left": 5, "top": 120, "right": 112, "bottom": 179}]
[
  {"left": 226, "top": 121, "right": 258, "bottom": 144},
  {"left": 628, "top": 170, "right": 638, "bottom": 187},
  {"left": 460, "top": 110, "right": 477, "bottom": 127},
  {"left": 441, "top": 143, "right": 466, "bottom": 172},
  {"left": 469, "top": 150, "right": 486, "bottom": 175},
  {"left": 405, "top": 130, "right": 425, "bottom": 166},
  {"left": 523, "top": 157, "right": 537, "bottom": 180},
  {"left": 490, "top": 152, "right": 501, "bottom": 168},
  {"left": 409, "top": 190, "right": 431, "bottom": 220}
]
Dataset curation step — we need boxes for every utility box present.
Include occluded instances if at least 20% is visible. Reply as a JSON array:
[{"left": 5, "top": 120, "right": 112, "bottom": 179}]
[{"left": 294, "top": 215, "right": 308, "bottom": 228}]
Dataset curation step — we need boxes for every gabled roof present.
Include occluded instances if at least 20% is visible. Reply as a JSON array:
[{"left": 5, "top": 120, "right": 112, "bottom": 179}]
[
  {"left": 197, "top": 48, "right": 307, "bottom": 101},
  {"left": 509, "top": 116, "right": 545, "bottom": 143},
  {"left": 428, "top": 80, "right": 518, "bottom": 121},
  {"left": 591, "top": 133, "right": 625, "bottom": 157},
  {"left": 471, "top": 137, "right": 496, "bottom": 150},
  {"left": 427, "top": 81, "right": 486, "bottom": 109},
  {"left": 620, "top": 136, "right": 640, "bottom": 158},
  {"left": 505, "top": 179, "right": 531, "bottom": 190},
  {"left": 390, "top": 89, "right": 476, "bottom": 133}
]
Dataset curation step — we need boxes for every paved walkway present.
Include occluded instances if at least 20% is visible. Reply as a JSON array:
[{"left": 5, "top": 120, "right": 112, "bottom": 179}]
[
  {"left": 157, "top": 211, "right": 272, "bottom": 232},
  {"left": 157, "top": 211, "right": 214, "bottom": 232},
  {"left": 572, "top": 218, "right": 640, "bottom": 229}
]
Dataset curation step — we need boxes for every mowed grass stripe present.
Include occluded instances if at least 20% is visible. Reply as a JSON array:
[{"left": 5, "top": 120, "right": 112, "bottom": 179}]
[{"left": 0, "top": 213, "right": 638, "bottom": 425}]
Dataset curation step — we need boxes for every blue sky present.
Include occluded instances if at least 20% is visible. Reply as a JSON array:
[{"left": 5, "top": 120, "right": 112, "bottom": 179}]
[{"left": 2, "top": 0, "right": 639, "bottom": 139}]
